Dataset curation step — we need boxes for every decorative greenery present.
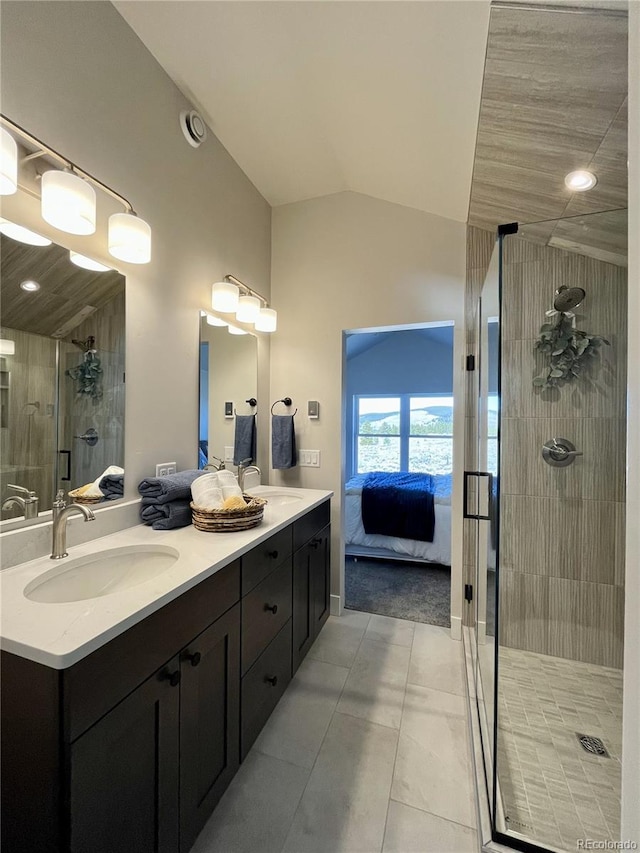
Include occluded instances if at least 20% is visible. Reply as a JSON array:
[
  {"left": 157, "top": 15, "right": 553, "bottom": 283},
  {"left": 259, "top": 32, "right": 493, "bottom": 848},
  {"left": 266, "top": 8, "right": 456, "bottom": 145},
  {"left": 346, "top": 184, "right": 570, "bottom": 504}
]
[
  {"left": 66, "top": 351, "right": 103, "bottom": 399},
  {"left": 533, "top": 313, "right": 609, "bottom": 389}
]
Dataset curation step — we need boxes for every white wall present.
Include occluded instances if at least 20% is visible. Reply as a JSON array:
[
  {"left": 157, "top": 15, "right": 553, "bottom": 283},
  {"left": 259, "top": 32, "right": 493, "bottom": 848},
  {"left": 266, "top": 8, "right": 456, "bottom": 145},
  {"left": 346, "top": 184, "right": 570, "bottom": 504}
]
[
  {"left": 270, "top": 191, "right": 466, "bottom": 620},
  {"left": 0, "top": 0, "right": 271, "bottom": 494},
  {"left": 622, "top": 2, "right": 639, "bottom": 843}
]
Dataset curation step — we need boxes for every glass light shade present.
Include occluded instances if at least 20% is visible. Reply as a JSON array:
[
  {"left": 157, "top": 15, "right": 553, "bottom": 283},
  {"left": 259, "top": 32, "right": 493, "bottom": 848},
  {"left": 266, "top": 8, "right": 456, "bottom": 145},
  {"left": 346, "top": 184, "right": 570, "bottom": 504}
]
[
  {"left": 206, "top": 314, "right": 227, "bottom": 327},
  {"left": 211, "top": 281, "right": 239, "bottom": 313},
  {"left": 254, "top": 307, "right": 277, "bottom": 332},
  {"left": 41, "top": 170, "right": 96, "bottom": 235},
  {"left": 108, "top": 212, "right": 151, "bottom": 264},
  {"left": 0, "top": 219, "right": 51, "bottom": 246},
  {"left": 228, "top": 324, "right": 247, "bottom": 336},
  {"left": 236, "top": 294, "right": 260, "bottom": 323},
  {"left": 69, "top": 251, "right": 112, "bottom": 272},
  {"left": 0, "top": 339, "right": 16, "bottom": 355},
  {"left": 564, "top": 170, "right": 597, "bottom": 192},
  {"left": 0, "top": 128, "right": 18, "bottom": 195}
]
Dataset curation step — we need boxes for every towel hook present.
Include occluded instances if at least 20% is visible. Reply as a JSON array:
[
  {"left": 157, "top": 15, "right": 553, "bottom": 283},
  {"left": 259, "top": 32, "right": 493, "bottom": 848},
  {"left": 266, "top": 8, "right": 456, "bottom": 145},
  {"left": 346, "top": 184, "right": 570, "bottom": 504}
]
[
  {"left": 271, "top": 397, "right": 298, "bottom": 416},
  {"left": 234, "top": 397, "right": 258, "bottom": 416}
]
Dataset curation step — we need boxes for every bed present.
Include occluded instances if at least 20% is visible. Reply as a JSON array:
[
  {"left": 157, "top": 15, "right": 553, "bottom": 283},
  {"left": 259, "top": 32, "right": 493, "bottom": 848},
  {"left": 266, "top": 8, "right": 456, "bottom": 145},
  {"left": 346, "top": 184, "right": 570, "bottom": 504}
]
[{"left": 344, "top": 472, "right": 452, "bottom": 566}]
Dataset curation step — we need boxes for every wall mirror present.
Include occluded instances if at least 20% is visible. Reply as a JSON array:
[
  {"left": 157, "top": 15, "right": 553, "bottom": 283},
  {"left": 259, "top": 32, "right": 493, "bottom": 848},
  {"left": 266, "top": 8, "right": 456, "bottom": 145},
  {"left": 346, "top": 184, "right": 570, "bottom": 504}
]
[
  {"left": 0, "top": 223, "right": 126, "bottom": 529},
  {"left": 198, "top": 314, "right": 258, "bottom": 470}
]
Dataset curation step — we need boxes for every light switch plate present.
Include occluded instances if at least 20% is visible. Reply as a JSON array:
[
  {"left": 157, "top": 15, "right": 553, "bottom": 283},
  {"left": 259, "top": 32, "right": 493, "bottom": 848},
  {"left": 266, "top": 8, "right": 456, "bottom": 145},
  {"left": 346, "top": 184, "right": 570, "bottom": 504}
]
[
  {"left": 308, "top": 400, "right": 319, "bottom": 419},
  {"left": 224, "top": 446, "right": 234, "bottom": 462},
  {"left": 224, "top": 401, "right": 233, "bottom": 418},
  {"left": 299, "top": 449, "right": 320, "bottom": 467}
]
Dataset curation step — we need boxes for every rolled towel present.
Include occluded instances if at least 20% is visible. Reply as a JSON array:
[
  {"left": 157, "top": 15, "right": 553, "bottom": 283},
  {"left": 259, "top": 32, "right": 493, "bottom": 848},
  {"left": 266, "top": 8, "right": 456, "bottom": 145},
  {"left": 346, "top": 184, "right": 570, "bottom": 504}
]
[
  {"left": 99, "top": 473, "right": 124, "bottom": 500},
  {"left": 233, "top": 414, "right": 257, "bottom": 466},
  {"left": 138, "top": 469, "right": 203, "bottom": 504},
  {"left": 140, "top": 499, "right": 192, "bottom": 530},
  {"left": 217, "top": 469, "right": 243, "bottom": 500},
  {"left": 79, "top": 465, "right": 125, "bottom": 499},
  {"left": 191, "top": 472, "right": 224, "bottom": 510},
  {"left": 272, "top": 414, "right": 297, "bottom": 469}
]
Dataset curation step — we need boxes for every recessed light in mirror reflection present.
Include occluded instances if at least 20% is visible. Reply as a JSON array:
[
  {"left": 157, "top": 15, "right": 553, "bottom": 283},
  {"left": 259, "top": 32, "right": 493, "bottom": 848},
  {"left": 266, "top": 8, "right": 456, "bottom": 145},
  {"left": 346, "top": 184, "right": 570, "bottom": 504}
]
[
  {"left": 0, "top": 219, "right": 52, "bottom": 246},
  {"left": 69, "top": 251, "right": 112, "bottom": 272},
  {"left": 20, "top": 280, "right": 40, "bottom": 292}
]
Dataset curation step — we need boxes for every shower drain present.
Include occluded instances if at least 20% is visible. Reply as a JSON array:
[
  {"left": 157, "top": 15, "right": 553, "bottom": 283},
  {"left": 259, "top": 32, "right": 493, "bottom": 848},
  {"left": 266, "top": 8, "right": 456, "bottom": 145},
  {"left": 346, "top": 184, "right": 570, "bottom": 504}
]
[{"left": 576, "top": 733, "right": 610, "bottom": 757}]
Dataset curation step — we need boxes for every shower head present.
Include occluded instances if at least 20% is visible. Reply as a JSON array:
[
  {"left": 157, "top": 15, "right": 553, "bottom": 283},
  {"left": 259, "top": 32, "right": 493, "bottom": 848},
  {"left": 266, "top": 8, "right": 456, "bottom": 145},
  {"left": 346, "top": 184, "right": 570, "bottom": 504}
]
[{"left": 553, "top": 285, "right": 586, "bottom": 313}]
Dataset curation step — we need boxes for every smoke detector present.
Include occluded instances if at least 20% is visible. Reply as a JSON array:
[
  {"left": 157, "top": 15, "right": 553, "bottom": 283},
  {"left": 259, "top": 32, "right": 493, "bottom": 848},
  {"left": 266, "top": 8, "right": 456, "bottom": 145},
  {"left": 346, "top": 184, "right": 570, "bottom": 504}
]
[{"left": 180, "top": 109, "right": 207, "bottom": 148}]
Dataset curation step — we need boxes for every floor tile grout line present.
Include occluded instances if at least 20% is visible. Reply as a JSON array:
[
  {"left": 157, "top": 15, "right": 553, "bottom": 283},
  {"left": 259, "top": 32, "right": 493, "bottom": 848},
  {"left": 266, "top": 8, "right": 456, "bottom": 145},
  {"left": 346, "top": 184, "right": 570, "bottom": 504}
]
[{"left": 387, "top": 796, "right": 478, "bottom": 834}]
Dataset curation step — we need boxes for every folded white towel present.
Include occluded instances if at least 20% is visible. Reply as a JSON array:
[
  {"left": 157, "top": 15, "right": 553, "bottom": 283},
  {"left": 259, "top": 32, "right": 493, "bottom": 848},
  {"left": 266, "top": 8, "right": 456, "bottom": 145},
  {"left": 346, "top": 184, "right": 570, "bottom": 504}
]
[{"left": 191, "top": 472, "right": 225, "bottom": 509}]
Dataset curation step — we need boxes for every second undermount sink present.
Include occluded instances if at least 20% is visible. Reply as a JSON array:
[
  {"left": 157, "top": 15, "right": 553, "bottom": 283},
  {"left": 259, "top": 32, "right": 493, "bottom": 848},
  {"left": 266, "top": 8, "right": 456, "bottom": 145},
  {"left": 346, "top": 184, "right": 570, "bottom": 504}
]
[
  {"left": 251, "top": 489, "right": 304, "bottom": 507},
  {"left": 24, "top": 545, "right": 180, "bottom": 604}
]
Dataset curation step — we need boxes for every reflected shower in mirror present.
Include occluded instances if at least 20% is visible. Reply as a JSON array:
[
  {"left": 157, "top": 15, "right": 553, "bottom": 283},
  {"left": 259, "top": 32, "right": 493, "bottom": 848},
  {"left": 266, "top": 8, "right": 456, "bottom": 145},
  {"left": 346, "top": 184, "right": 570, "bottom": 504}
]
[
  {"left": 198, "top": 314, "right": 258, "bottom": 471},
  {"left": 0, "top": 224, "right": 125, "bottom": 527}
]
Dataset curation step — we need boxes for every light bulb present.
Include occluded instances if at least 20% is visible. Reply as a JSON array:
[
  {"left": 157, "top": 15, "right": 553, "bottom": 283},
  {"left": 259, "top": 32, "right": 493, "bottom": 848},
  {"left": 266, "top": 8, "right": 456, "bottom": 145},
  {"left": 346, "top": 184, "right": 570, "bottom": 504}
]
[
  {"left": 0, "top": 219, "right": 51, "bottom": 246},
  {"left": 108, "top": 212, "right": 151, "bottom": 264},
  {"left": 212, "top": 281, "right": 239, "bottom": 312},
  {"left": 69, "top": 251, "right": 112, "bottom": 272},
  {"left": 41, "top": 170, "right": 96, "bottom": 235},
  {"left": 254, "top": 307, "right": 277, "bottom": 332},
  {"left": 20, "top": 280, "right": 40, "bottom": 292},
  {"left": 0, "top": 128, "right": 18, "bottom": 195},
  {"left": 564, "top": 170, "right": 597, "bottom": 192},
  {"left": 236, "top": 294, "right": 260, "bottom": 323}
]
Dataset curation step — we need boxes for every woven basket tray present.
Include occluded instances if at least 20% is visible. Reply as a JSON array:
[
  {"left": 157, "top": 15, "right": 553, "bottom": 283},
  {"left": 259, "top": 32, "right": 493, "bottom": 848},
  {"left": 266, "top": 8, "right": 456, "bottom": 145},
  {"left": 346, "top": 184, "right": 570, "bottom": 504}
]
[
  {"left": 68, "top": 489, "right": 103, "bottom": 505},
  {"left": 190, "top": 494, "right": 267, "bottom": 532}
]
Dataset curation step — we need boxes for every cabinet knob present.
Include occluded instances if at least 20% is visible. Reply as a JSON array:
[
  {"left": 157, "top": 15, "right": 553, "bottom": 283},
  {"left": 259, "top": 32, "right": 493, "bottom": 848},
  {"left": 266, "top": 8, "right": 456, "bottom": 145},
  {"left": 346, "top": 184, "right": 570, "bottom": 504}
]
[
  {"left": 265, "top": 675, "right": 278, "bottom": 687},
  {"left": 161, "top": 669, "right": 181, "bottom": 687},
  {"left": 184, "top": 650, "right": 202, "bottom": 667},
  {"left": 267, "top": 550, "right": 279, "bottom": 559},
  {"left": 264, "top": 603, "right": 278, "bottom": 614}
]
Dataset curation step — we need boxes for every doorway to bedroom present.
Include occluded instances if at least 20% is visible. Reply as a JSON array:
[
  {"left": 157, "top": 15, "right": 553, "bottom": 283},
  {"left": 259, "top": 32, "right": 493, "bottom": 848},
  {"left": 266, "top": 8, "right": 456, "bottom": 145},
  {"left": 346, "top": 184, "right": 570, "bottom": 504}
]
[{"left": 343, "top": 323, "right": 454, "bottom": 628}]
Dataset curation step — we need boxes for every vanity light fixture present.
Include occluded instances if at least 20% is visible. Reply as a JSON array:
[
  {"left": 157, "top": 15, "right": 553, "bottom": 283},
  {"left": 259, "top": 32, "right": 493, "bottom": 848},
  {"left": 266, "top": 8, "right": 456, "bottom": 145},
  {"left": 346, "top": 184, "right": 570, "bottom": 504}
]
[
  {"left": 0, "top": 218, "right": 52, "bottom": 246},
  {"left": 206, "top": 314, "right": 227, "bottom": 327},
  {"left": 228, "top": 324, "right": 248, "bottom": 336},
  {"left": 222, "top": 274, "right": 277, "bottom": 334},
  {"left": 20, "top": 279, "right": 40, "bottom": 292},
  {"left": 69, "top": 251, "right": 112, "bottom": 272},
  {"left": 0, "top": 114, "right": 152, "bottom": 263},
  {"left": 212, "top": 280, "right": 240, "bottom": 313},
  {"left": 0, "top": 339, "right": 16, "bottom": 356},
  {"left": 0, "top": 126, "right": 18, "bottom": 195},
  {"left": 564, "top": 170, "right": 597, "bottom": 192}
]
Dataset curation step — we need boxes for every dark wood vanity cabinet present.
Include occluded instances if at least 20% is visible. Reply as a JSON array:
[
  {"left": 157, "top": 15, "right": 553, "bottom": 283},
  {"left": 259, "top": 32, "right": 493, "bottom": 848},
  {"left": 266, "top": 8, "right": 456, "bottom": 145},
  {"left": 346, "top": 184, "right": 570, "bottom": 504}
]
[{"left": 292, "top": 504, "right": 331, "bottom": 674}]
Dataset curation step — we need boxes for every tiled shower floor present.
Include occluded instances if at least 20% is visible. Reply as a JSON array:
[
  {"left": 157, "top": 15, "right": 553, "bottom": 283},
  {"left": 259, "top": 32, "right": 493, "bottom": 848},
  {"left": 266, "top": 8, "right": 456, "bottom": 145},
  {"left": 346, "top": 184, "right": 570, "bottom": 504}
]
[{"left": 496, "top": 646, "right": 623, "bottom": 851}]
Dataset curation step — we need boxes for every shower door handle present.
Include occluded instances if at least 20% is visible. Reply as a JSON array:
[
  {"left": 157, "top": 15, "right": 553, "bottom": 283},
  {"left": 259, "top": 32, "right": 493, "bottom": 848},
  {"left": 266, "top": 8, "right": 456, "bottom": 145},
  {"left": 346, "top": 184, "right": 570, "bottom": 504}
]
[
  {"left": 463, "top": 471, "right": 493, "bottom": 521},
  {"left": 59, "top": 450, "right": 71, "bottom": 481}
]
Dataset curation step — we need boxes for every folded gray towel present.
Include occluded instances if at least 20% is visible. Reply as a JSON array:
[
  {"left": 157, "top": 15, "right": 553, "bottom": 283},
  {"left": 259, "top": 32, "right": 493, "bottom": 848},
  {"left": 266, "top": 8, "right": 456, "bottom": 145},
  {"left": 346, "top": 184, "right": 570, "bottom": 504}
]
[
  {"left": 140, "top": 499, "right": 192, "bottom": 529},
  {"left": 99, "top": 473, "right": 124, "bottom": 500},
  {"left": 137, "top": 469, "right": 203, "bottom": 504},
  {"left": 233, "top": 414, "right": 257, "bottom": 466},
  {"left": 272, "top": 414, "right": 297, "bottom": 469}
]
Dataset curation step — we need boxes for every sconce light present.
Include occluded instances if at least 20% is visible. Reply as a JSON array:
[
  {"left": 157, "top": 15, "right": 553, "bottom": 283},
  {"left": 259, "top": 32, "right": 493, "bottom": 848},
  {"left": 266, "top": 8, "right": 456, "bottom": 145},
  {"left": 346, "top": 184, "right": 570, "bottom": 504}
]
[
  {"left": 0, "top": 339, "right": 16, "bottom": 356},
  {"left": 69, "top": 251, "right": 112, "bottom": 272},
  {"left": 212, "top": 280, "right": 239, "bottom": 313},
  {"left": 0, "top": 218, "right": 51, "bottom": 246},
  {"left": 222, "top": 274, "right": 278, "bottom": 334},
  {"left": 0, "top": 127, "right": 18, "bottom": 195},
  {"left": 1, "top": 114, "right": 152, "bottom": 263},
  {"left": 228, "top": 324, "right": 248, "bottom": 336},
  {"left": 206, "top": 314, "right": 227, "bottom": 327}
]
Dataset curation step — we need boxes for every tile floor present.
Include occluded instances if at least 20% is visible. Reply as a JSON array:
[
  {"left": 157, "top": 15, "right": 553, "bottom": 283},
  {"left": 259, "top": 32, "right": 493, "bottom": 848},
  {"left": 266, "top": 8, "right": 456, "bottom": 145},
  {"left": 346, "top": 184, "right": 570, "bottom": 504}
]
[{"left": 191, "top": 610, "right": 478, "bottom": 853}]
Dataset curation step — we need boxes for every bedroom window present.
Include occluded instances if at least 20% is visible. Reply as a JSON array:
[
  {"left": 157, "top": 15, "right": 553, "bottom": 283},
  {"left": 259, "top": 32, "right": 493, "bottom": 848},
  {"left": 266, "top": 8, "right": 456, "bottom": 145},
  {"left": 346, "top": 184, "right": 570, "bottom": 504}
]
[{"left": 355, "top": 395, "right": 453, "bottom": 475}]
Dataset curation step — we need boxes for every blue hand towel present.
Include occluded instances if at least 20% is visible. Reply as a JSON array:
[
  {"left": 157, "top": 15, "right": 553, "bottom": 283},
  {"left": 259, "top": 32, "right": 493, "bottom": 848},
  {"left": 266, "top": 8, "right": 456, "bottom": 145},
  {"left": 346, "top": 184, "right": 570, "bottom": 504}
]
[
  {"left": 99, "top": 473, "right": 124, "bottom": 500},
  {"left": 272, "top": 414, "right": 297, "bottom": 469},
  {"left": 233, "top": 414, "right": 257, "bottom": 466},
  {"left": 137, "top": 469, "right": 203, "bottom": 504},
  {"left": 140, "top": 499, "right": 192, "bottom": 530}
]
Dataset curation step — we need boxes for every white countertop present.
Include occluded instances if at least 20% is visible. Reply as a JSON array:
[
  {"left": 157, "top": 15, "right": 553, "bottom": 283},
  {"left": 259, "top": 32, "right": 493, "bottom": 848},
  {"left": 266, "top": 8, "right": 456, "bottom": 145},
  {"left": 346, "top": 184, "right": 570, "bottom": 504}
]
[{"left": 0, "top": 487, "right": 332, "bottom": 670}]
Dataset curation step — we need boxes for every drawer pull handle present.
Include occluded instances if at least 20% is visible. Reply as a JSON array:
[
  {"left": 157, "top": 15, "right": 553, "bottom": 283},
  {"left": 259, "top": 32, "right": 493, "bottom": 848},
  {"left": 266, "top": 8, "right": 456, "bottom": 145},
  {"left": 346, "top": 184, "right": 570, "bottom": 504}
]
[
  {"left": 264, "top": 603, "right": 278, "bottom": 614},
  {"left": 184, "top": 651, "right": 202, "bottom": 667},
  {"left": 267, "top": 550, "right": 279, "bottom": 559},
  {"left": 265, "top": 675, "right": 278, "bottom": 687},
  {"left": 310, "top": 539, "right": 320, "bottom": 549},
  {"left": 161, "top": 669, "right": 181, "bottom": 687}
]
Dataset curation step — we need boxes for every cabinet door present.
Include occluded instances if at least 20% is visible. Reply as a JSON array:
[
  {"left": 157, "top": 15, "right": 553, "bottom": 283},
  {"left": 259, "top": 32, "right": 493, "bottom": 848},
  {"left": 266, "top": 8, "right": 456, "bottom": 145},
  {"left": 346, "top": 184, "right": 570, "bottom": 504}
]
[
  {"left": 179, "top": 604, "right": 240, "bottom": 852},
  {"left": 70, "top": 657, "right": 180, "bottom": 853},
  {"left": 311, "top": 524, "right": 331, "bottom": 634},
  {"left": 292, "top": 544, "right": 313, "bottom": 674}
]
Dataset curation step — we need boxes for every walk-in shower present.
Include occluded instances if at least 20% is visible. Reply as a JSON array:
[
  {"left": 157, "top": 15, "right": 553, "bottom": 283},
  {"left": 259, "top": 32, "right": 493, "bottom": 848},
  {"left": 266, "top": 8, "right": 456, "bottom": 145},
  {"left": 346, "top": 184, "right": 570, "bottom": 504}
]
[{"left": 465, "top": 208, "right": 627, "bottom": 852}]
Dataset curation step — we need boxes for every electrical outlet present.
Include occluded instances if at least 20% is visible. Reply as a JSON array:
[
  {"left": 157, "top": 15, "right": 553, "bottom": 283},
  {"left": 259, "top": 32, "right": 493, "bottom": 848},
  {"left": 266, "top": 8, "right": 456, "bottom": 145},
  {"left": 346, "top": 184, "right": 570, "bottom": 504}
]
[
  {"left": 299, "top": 449, "right": 320, "bottom": 468},
  {"left": 155, "top": 462, "right": 177, "bottom": 477}
]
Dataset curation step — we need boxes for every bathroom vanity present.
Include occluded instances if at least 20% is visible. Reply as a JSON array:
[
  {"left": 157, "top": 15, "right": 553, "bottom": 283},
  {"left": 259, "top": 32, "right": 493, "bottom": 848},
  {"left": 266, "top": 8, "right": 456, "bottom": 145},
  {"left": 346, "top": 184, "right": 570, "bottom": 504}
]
[{"left": 0, "top": 488, "right": 331, "bottom": 853}]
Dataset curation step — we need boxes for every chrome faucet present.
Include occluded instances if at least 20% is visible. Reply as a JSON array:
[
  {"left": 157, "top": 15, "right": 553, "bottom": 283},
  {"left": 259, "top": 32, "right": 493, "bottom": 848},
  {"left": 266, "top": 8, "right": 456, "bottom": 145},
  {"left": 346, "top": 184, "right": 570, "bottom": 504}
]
[
  {"left": 237, "top": 460, "right": 261, "bottom": 492},
  {"left": 50, "top": 490, "right": 96, "bottom": 559},
  {"left": 2, "top": 484, "right": 39, "bottom": 519},
  {"left": 204, "top": 455, "right": 226, "bottom": 471}
]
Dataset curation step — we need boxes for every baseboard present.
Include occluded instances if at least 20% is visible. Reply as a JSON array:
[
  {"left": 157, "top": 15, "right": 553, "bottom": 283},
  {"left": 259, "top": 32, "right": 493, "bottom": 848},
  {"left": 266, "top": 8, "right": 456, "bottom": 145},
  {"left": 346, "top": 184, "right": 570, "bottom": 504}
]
[
  {"left": 450, "top": 614, "right": 462, "bottom": 641},
  {"left": 330, "top": 594, "right": 342, "bottom": 616}
]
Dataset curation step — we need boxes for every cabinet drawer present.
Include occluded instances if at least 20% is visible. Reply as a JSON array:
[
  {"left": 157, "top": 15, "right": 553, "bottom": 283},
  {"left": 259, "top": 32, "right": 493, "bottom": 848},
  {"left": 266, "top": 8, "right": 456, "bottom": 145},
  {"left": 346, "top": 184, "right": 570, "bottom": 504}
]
[
  {"left": 65, "top": 560, "right": 240, "bottom": 742},
  {"left": 241, "top": 525, "right": 293, "bottom": 595},
  {"left": 241, "top": 559, "right": 292, "bottom": 674},
  {"left": 293, "top": 501, "right": 330, "bottom": 551},
  {"left": 241, "top": 619, "right": 292, "bottom": 761}
]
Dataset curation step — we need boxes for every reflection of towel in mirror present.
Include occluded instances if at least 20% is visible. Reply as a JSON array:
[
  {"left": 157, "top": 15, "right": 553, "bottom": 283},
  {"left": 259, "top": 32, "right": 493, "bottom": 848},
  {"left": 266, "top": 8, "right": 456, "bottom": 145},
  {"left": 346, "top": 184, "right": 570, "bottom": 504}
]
[
  {"left": 99, "top": 473, "right": 124, "bottom": 500},
  {"left": 272, "top": 414, "right": 297, "bottom": 469},
  {"left": 138, "top": 469, "right": 203, "bottom": 504},
  {"left": 76, "top": 465, "right": 124, "bottom": 499},
  {"left": 233, "top": 415, "right": 257, "bottom": 466},
  {"left": 139, "top": 499, "right": 192, "bottom": 530}
]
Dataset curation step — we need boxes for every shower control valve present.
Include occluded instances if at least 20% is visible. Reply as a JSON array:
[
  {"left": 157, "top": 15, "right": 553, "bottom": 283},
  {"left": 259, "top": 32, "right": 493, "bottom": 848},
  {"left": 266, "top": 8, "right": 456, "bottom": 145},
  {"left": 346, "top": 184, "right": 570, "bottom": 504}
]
[{"left": 542, "top": 438, "right": 583, "bottom": 468}]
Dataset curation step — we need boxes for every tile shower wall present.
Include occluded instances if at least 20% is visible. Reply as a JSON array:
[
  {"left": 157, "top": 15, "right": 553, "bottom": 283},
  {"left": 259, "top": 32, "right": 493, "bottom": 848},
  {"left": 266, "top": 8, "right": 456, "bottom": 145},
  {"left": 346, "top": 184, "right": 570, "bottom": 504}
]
[{"left": 499, "top": 237, "right": 626, "bottom": 668}]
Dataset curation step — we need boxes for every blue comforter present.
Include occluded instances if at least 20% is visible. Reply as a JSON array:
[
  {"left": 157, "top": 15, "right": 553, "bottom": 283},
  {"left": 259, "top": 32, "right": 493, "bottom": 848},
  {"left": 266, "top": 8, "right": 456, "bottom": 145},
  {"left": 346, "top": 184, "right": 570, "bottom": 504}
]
[{"left": 361, "top": 472, "right": 436, "bottom": 543}]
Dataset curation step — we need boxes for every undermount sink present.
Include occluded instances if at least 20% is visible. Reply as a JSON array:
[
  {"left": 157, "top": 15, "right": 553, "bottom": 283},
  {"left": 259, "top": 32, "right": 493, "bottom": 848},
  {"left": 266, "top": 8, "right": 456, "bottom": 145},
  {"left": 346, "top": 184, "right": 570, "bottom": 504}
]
[
  {"left": 24, "top": 545, "right": 180, "bottom": 604},
  {"left": 253, "top": 490, "right": 304, "bottom": 507}
]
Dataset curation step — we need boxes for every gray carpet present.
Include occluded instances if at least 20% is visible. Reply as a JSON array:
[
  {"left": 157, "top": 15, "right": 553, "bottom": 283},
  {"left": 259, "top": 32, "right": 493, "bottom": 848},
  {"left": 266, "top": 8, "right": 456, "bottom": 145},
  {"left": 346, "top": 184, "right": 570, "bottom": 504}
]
[{"left": 345, "top": 556, "right": 450, "bottom": 628}]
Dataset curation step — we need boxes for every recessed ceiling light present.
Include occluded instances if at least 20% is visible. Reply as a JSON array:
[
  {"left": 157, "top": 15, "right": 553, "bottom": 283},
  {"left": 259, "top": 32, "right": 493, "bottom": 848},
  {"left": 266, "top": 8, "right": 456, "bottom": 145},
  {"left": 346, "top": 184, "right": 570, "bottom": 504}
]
[
  {"left": 0, "top": 218, "right": 52, "bottom": 246},
  {"left": 20, "top": 280, "right": 40, "bottom": 292},
  {"left": 564, "top": 170, "right": 597, "bottom": 192},
  {"left": 69, "top": 251, "right": 112, "bottom": 272}
]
